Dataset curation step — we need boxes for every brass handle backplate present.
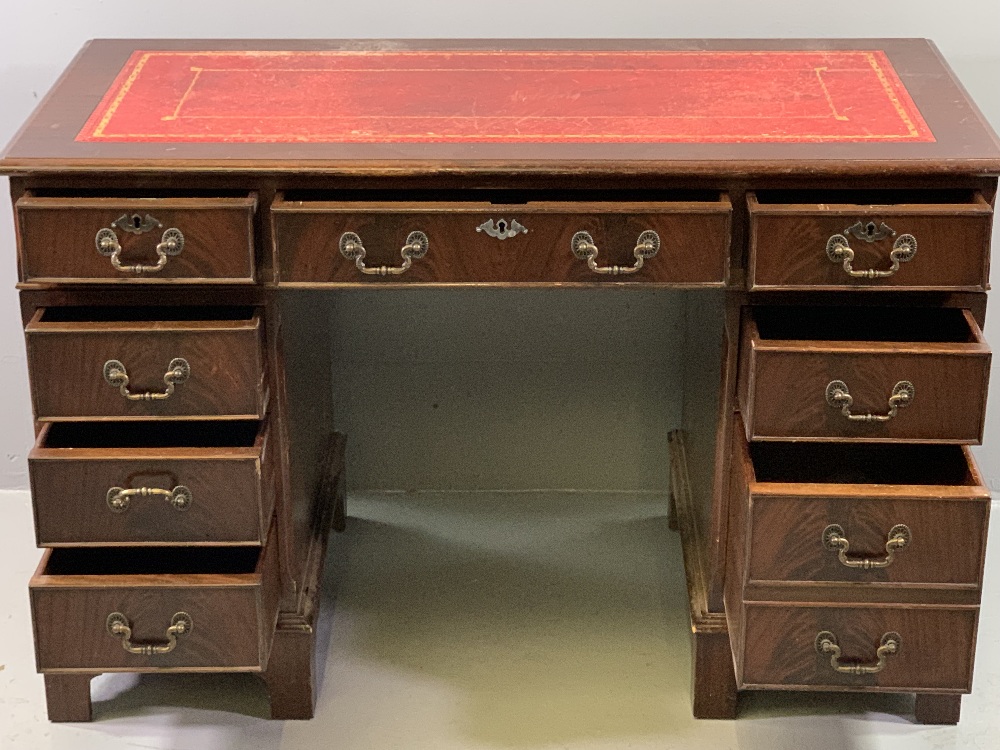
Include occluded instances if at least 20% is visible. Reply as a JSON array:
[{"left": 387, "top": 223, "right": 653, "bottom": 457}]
[
  {"left": 826, "top": 221, "right": 916, "bottom": 279},
  {"left": 815, "top": 630, "right": 901, "bottom": 675},
  {"left": 571, "top": 230, "right": 660, "bottom": 275},
  {"left": 339, "top": 231, "right": 428, "bottom": 275},
  {"left": 107, "top": 485, "right": 193, "bottom": 513},
  {"left": 106, "top": 611, "right": 193, "bottom": 656},
  {"left": 104, "top": 358, "right": 190, "bottom": 401},
  {"left": 95, "top": 214, "right": 184, "bottom": 275},
  {"left": 823, "top": 523, "right": 911, "bottom": 569},
  {"left": 826, "top": 379, "right": 914, "bottom": 422}
]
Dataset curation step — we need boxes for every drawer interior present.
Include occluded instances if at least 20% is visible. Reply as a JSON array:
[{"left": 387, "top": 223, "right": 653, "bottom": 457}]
[
  {"left": 36, "top": 305, "right": 256, "bottom": 323},
  {"left": 26, "top": 188, "right": 253, "bottom": 199},
  {"left": 751, "top": 188, "right": 983, "bottom": 207},
  {"left": 39, "top": 419, "right": 261, "bottom": 449},
  {"left": 42, "top": 545, "right": 260, "bottom": 576},
  {"left": 748, "top": 442, "right": 978, "bottom": 486},
  {"left": 752, "top": 305, "right": 977, "bottom": 343},
  {"left": 278, "top": 188, "right": 726, "bottom": 205}
]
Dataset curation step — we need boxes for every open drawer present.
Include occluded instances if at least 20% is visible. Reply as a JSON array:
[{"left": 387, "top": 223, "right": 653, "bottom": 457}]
[
  {"left": 25, "top": 306, "right": 267, "bottom": 421},
  {"left": 738, "top": 305, "right": 991, "bottom": 443},
  {"left": 29, "top": 420, "right": 274, "bottom": 546},
  {"left": 30, "top": 524, "right": 280, "bottom": 672},
  {"left": 732, "top": 434, "right": 990, "bottom": 590}
]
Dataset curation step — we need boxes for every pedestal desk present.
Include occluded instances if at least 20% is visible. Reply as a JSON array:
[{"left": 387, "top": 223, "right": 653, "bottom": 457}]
[{"left": 3, "top": 39, "right": 1000, "bottom": 725}]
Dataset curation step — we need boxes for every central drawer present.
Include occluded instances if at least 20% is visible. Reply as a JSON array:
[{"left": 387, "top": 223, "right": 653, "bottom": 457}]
[
  {"left": 30, "top": 524, "right": 280, "bottom": 672},
  {"left": 25, "top": 306, "right": 266, "bottom": 420},
  {"left": 739, "top": 305, "right": 991, "bottom": 443},
  {"left": 272, "top": 193, "right": 731, "bottom": 285}
]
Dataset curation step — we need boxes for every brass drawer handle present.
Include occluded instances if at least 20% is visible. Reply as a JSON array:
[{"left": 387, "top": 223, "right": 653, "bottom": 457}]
[
  {"left": 823, "top": 523, "right": 911, "bottom": 569},
  {"left": 95, "top": 214, "right": 184, "bottom": 275},
  {"left": 826, "top": 221, "right": 917, "bottom": 279},
  {"left": 339, "top": 231, "right": 428, "bottom": 275},
  {"left": 103, "top": 358, "right": 190, "bottom": 401},
  {"left": 106, "top": 611, "right": 193, "bottom": 656},
  {"left": 825, "top": 379, "right": 914, "bottom": 422},
  {"left": 815, "top": 630, "right": 901, "bottom": 675},
  {"left": 571, "top": 230, "right": 660, "bottom": 275},
  {"left": 107, "top": 485, "right": 193, "bottom": 513}
]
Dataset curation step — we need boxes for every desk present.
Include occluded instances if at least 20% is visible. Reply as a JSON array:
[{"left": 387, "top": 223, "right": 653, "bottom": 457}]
[{"left": 3, "top": 38, "right": 1000, "bottom": 726}]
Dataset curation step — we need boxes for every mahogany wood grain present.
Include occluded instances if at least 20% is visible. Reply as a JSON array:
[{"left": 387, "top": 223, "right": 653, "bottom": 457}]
[
  {"left": 16, "top": 194, "right": 257, "bottom": 284},
  {"left": 29, "top": 420, "right": 274, "bottom": 546},
  {"left": 748, "top": 191, "right": 993, "bottom": 291},
  {"left": 273, "top": 196, "right": 731, "bottom": 285},
  {"left": 735, "top": 436, "right": 990, "bottom": 589},
  {"left": 30, "top": 525, "right": 280, "bottom": 672},
  {"left": 738, "top": 602, "right": 978, "bottom": 692},
  {"left": 25, "top": 308, "right": 266, "bottom": 420},
  {"left": 739, "top": 307, "right": 991, "bottom": 443}
]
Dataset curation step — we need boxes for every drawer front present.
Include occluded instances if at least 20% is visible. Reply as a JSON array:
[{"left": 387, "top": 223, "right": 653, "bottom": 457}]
[
  {"left": 748, "top": 192, "right": 993, "bottom": 291},
  {"left": 740, "top": 309, "right": 991, "bottom": 443},
  {"left": 739, "top": 603, "right": 978, "bottom": 692},
  {"left": 17, "top": 195, "right": 257, "bottom": 284},
  {"left": 733, "top": 427, "right": 991, "bottom": 589},
  {"left": 25, "top": 312, "right": 266, "bottom": 420},
  {"left": 745, "top": 487, "right": 989, "bottom": 589},
  {"left": 30, "top": 532, "right": 279, "bottom": 672},
  {"left": 29, "top": 421, "right": 273, "bottom": 546},
  {"left": 273, "top": 198, "right": 731, "bottom": 285},
  {"left": 746, "top": 349, "right": 989, "bottom": 442}
]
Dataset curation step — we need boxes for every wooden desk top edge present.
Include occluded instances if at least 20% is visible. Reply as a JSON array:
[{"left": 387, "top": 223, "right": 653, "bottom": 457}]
[{"left": 3, "top": 38, "right": 1000, "bottom": 177}]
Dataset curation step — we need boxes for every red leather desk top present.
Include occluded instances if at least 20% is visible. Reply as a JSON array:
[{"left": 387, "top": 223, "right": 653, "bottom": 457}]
[{"left": 77, "top": 49, "right": 933, "bottom": 144}]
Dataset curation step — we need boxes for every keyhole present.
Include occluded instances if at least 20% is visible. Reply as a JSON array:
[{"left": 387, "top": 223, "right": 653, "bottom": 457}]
[
  {"left": 496, "top": 220, "right": 507, "bottom": 233},
  {"left": 132, "top": 214, "right": 142, "bottom": 229},
  {"left": 865, "top": 222, "right": 877, "bottom": 238}
]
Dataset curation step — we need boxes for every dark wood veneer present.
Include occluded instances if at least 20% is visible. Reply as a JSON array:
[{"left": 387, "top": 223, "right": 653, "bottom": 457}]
[
  {"left": 739, "top": 603, "right": 978, "bottom": 692},
  {"left": 25, "top": 307, "right": 267, "bottom": 420},
  {"left": 17, "top": 193, "right": 257, "bottom": 284},
  {"left": 736, "top": 436, "right": 990, "bottom": 589},
  {"left": 739, "top": 307, "right": 991, "bottom": 443},
  {"left": 273, "top": 196, "right": 731, "bottom": 285},
  {"left": 29, "top": 419, "right": 275, "bottom": 546},
  {"left": 30, "top": 519, "right": 281, "bottom": 672},
  {"left": 748, "top": 191, "right": 993, "bottom": 291}
]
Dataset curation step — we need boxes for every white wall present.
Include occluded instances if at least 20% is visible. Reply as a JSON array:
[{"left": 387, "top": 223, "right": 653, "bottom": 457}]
[{"left": 2, "top": 1, "right": 999, "bottom": 490}]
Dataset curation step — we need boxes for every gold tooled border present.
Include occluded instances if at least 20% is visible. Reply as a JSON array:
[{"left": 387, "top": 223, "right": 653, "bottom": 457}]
[{"left": 79, "top": 49, "right": 936, "bottom": 143}]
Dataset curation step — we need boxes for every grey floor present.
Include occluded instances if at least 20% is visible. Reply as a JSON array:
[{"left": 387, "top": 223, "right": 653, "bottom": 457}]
[{"left": 2, "top": 489, "right": 999, "bottom": 750}]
